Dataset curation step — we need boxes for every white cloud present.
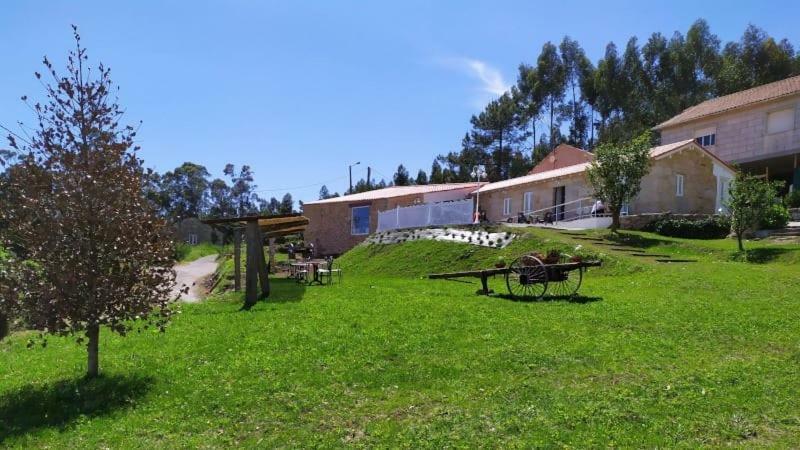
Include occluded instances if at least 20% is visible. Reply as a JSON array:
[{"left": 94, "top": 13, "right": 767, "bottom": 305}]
[
  {"left": 444, "top": 57, "right": 510, "bottom": 97},
  {"left": 438, "top": 57, "right": 511, "bottom": 108}
]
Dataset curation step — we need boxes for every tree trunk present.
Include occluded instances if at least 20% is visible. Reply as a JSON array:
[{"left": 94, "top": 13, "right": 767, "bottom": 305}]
[
  {"left": 0, "top": 312, "right": 8, "bottom": 341},
  {"left": 86, "top": 324, "right": 100, "bottom": 378},
  {"left": 549, "top": 98, "right": 555, "bottom": 150},
  {"left": 233, "top": 228, "right": 242, "bottom": 292},
  {"left": 610, "top": 206, "right": 621, "bottom": 232},
  {"left": 589, "top": 105, "right": 594, "bottom": 150},
  {"left": 737, "top": 232, "right": 744, "bottom": 252}
]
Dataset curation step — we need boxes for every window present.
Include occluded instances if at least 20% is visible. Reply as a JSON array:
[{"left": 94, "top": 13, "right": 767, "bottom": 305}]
[
  {"left": 351, "top": 206, "right": 370, "bottom": 235},
  {"left": 676, "top": 174, "right": 685, "bottom": 197},
  {"left": 523, "top": 192, "right": 533, "bottom": 212},
  {"left": 694, "top": 126, "right": 716, "bottom": 147},
  {"left": 502, "top": 198, "right": 512, "bottom": 216},
  {"left": 767, "top": 108, "right": 795, "bottom": 134}
]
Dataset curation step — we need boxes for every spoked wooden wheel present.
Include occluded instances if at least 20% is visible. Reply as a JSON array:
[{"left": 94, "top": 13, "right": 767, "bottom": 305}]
[
  {"left": 546, "top": 254, "right": 582, "bottom": 298},
  {"left": 505, "top": 255, "right": 548, "bottom": 299}
]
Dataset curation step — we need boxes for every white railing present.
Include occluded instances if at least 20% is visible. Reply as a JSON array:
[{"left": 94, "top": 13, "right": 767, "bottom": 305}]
[
  {"left": 520, "top": 197, "right": 629, "bottom": 223},
  {"left": 377, "top": 198, "right": 474, "bottom": 232}
]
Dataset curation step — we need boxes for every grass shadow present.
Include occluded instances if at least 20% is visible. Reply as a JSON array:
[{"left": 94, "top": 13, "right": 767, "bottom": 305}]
[
  {"left": 493, "top": 293, "right": 603, "bottom": 304},
  {"left": 266, "top": 277, "right": 307, "bottom": 303},
  {"left": 602, "top": 232, "right": 667, "bottom": 249},
  {"left": 731, "top": 247, "right": 797, "bottom": 264},
  {"left": 0, "top": 374, "right": 152, "bottom": 443}
]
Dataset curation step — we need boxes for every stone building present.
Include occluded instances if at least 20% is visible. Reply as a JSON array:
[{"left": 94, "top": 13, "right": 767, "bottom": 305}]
[
  {"left": 655, "top": 75, "right": 800, "bottom": 191},
  {"left": 475, "top": 140, "right": 735, "bottom": 223},
  {"left": 175, "top": 217, "right": 223, "bottom": 244},
  {"left": 303, "top": 183, "right": 481, "bottom": 255}
]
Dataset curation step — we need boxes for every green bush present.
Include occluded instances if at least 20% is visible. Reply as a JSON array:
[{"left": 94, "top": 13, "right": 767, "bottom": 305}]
[
  {"left": 785, "top": 190, "right": 800, "bottom": 208},
  {"left": 760, "top": 203, "right": 790, "bottom": 230},
  {"left": 649, "top": 215, "right": 731, "bottom": 239}
]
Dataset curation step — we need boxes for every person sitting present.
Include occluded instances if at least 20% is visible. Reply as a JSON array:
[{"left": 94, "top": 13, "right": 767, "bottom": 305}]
[{"left": 591, "top": 199, "right": 605, "bottom": 217}]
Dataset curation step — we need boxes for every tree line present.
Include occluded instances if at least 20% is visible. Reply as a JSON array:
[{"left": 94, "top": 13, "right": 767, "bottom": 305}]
[
  {"left": 417, "top": 20, "right": 800, "bottom": 184},
  {"left": 143, "top": 162, "right": 298, "bottom": 222}
]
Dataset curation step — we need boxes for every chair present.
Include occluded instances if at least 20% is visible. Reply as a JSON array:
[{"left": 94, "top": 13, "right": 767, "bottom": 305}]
[
  {"left": 317, "top": 256, "right": 342, "bottom": 285},
  {"left": 294, "top": 262, "right": 309, "bottom": 284}
]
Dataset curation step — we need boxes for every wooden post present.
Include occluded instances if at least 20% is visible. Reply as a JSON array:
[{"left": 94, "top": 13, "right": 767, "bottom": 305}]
[
  {"left": 244, "top": 220, "right": 260, "bottom": 308},
  {"left": 255, "top": 227, "right": 270, "bottom": 299},
  {"left": 268, "top": 238, "right": 276, "bottom": 274},
  {"left": 233, "top": 228, "right": 242, "bottom": 292}
]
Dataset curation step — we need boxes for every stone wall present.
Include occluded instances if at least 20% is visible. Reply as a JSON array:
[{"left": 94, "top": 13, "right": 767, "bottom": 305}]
[
  {"left": 660, "top": 96, "right": 800, "bottom": 164},
  {"left": 630, "top": 147, "right": 718, "bottom": 215},
  {"left": 480, "top": 145, "right": 721, "bottom": 223},
  {"left": 479, "top": 173, "right": 593, "bottom": 223}
]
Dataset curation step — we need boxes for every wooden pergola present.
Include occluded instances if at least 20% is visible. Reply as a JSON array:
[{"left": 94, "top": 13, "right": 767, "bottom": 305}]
[{"left": 202, "top": 213, "right": 309, "bottom": 309}]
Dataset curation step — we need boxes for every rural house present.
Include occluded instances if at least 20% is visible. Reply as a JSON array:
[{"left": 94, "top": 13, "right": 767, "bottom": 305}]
[
  {"left": 303, "top": 183, "right": 481, "bottom": 255},
  {"left": 475, "top": 140, "right": 736, "bottom": 225},
  {"left": 655, "top": 74, "right": 800, "bottom": 191}
]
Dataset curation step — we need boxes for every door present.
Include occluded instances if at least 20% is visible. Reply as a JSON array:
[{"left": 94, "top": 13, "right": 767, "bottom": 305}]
[{"left": 552, "top": 186, "right": 566, "bottom": 221}]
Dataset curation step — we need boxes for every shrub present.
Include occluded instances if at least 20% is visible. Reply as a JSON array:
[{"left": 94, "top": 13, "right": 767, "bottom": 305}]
[
  {"left": 650, "top": 215, "right": 731, "bottom": 239},
  {"left": 760, "top": 203, "right": 790, "bottom": 230},
  {"left": 785, "top": 190, "right": 800, "bottom": 208}
]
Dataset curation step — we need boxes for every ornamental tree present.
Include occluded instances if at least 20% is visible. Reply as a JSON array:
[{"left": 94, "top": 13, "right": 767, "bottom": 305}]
[
  {"left": 726, "top": 172, "right": 781, "bottom": 252},
  {"left": 0, "top": 28, "right": 176, "bottom": 378},
  {"left": 586, "top": 131, "right": 653, "bottom": 231}
]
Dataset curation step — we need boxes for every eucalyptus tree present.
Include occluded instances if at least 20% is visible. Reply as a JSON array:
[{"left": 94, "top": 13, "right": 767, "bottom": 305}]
[
  {"left": 560, "top": 37, "right": 593, "bottom": 148},
  {"left": 535, "top": 42, "right": 566, "bottom": 150}
]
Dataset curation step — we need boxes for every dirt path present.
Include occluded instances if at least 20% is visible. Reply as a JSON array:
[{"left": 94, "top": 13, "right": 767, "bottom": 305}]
[{"left": 173, "top": 254, "right": 219, "bottom": 302}]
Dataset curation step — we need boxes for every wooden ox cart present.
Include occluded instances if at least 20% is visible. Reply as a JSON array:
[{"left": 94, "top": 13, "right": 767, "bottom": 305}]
[{"left": 428, "top": 254, "right": 601, "bottom": 300}]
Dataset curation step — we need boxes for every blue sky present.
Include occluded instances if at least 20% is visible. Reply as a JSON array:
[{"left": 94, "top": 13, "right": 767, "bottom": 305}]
[{"left": 2, "top": 1, "right": 799, "bottom": 204}]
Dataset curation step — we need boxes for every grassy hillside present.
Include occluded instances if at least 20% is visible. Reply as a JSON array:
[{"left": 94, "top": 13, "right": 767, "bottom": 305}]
[
  {"left": 2, "top": 229, "right": 800, "bottom": 447},
  {"left": 338, "top": 226, "right": 639, "bottom": 278},
  {"left": 175, "top": 242, "right": 225, "bottom": 263}
]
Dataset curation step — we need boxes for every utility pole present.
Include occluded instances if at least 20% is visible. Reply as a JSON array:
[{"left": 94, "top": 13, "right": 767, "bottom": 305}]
[
  {"left": 348, "top": 161, "right": 360, "bottom": 194},
  {"left": 367, "top": 166, "right": 372, "bottom": 189}
]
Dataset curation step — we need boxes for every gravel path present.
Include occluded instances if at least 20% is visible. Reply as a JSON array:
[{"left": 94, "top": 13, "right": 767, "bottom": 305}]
[{"left": 173, "top": 254, "right": 219, "bottom": 302}]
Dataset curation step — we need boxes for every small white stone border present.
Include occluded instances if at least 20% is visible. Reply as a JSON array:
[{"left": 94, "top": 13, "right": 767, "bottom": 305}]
[{"left": 365, "top": 227, "right": 516, "bottom": 249}]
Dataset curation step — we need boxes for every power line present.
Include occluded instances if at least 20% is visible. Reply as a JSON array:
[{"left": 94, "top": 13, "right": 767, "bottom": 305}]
[{"left": 251, "top": 174, "right": 349, "bottom": 194}]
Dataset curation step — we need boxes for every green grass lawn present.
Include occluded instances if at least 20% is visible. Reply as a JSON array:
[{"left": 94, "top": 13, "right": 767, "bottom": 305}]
[
  {"left": 175, "top": 242, "right": 226, "bottom": 263},
  {"left": 2, "top": 228, "right": 800, "bottom": 447}
]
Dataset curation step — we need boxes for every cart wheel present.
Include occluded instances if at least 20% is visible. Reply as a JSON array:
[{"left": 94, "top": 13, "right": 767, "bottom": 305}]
[
  {"left": 505, "top": 255, "right": 548, "bottom": 299},
  {"left": 547, "top": 254, "right": 582, "bottom": 297}
]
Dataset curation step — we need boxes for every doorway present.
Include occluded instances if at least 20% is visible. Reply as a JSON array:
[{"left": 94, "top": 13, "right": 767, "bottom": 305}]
[{"left": 552, "top": 186, "right": 566, "bottom": 221}]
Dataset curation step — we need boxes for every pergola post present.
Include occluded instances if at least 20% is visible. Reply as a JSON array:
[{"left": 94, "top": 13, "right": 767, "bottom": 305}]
[
  {"left": 244, "top": 220, "right": 261, "bottom": 307},
  {"left": 268, "top": 238, "right": 276, "bottom": 274},
  {"left": 201, "top": 213, "right": 308, "bottom": 310},
  {"left": 233, "top": 228, "right": 242, "bottom": 292},
  {"left": 255, "top": 228, "right": 270, "bottom": 299}
]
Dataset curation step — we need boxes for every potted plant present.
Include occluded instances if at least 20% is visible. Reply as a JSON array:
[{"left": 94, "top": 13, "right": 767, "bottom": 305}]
[{"left": 495, "top": 256, "right": 507, "bottom": 268}]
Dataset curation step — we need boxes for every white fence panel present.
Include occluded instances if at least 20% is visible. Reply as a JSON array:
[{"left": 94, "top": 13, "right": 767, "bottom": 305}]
[{"left": 376, "top": 199, "right": 474, "bottom": 232}]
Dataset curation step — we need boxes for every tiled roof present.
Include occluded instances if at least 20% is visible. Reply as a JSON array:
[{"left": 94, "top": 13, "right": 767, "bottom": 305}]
[
  {"left": 654, "top": 75, "right": 800, "bottom": 130},
  {"left": 475, "top": 140, "right": 733, "bottom": 194},
  {"left": 475, "top": 163, "right": 590, "bottom": 194},
  {"left": 529, "top": 143, "right": 594, "bottom": 175},
  {"left": 304, "top": 183, "right": 482, "bottom": 205}
]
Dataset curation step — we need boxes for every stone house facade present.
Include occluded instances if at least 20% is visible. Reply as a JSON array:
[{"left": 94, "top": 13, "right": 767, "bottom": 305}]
[
  {"left": 303, "top": 183, "right": 480, "bottom": 255},
  {"left": 476, "top": 140, "right": 735, "bottom": 223},
  {"left": 175, "top": 217, "right": 223, "bottom": 244},
  {"left": 656, "top": 75, "right": 800, "bottom": 191}
]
